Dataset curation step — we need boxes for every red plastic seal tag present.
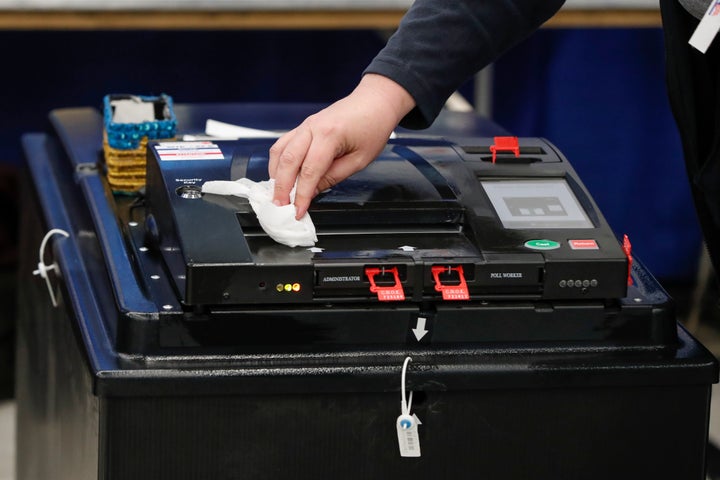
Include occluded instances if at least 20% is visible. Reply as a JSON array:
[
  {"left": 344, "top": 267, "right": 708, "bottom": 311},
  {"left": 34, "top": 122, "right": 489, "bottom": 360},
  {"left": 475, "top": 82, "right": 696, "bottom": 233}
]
[
  {"left": 431, "top": 266, "right": 470, "bottom": 301},
  {"left": 622, "top": 234, "right": 633, "bottom": 286},
  {"left": 365, "top": 266, "right": 406, "bottom": 302}
]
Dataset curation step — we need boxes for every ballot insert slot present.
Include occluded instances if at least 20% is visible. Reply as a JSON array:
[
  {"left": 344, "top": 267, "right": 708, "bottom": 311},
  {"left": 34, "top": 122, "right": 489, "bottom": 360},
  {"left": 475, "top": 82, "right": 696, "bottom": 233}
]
[{"left": 236, "top": 200, "right": 467, "bottom": 236}]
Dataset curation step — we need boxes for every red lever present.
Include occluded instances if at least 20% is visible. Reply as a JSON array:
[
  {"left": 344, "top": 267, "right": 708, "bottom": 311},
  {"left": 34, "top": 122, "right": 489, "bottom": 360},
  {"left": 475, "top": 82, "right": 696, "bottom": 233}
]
[
  {"left": 622, "top": 234, "right": 633, "bottom": 286},
  {"left": 365, "top": 266, "right": 405, "bottom": 302},
  {"left": 431, "top": 265, "right": 470, "bottom": 301},
  {"left": 490, "top": 136, "right": 520, "bottom": 164}
]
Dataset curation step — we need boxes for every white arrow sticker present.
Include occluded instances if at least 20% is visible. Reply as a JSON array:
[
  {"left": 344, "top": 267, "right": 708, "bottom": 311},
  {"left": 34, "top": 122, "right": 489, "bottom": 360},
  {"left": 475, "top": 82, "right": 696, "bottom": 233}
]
[{"left": 412, "top": 316, "right": 429, "bottom": 341}]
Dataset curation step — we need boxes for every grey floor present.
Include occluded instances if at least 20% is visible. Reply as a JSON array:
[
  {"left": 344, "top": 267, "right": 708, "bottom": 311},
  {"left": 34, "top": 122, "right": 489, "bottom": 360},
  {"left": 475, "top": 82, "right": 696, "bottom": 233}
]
[
  {"left": 0, "top": 400, "right": 14, "bottom": 480},
  {"left": 703, "top": 323, "right": 720, "bottom": 448}
]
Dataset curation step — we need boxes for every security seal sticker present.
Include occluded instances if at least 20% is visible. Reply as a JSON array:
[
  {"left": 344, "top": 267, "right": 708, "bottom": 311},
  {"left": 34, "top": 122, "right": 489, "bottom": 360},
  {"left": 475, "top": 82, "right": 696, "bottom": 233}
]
[{"left": 155, "top": 141, "right": 224, "bottom": 161}]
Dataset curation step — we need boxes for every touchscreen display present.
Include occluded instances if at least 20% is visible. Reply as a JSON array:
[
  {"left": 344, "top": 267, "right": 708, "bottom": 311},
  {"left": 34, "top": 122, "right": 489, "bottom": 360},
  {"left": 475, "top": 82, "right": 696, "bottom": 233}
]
[{"left": 481, "top": 179, "right": 593, "bottom": 229}]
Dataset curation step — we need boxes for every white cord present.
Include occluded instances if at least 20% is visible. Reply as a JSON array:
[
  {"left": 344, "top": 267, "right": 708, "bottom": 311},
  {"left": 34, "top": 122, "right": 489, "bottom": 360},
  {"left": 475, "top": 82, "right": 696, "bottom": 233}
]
[
  {"left": 401, "top": 356, "right": 413, "bottom": 416},
  {"left": 32, "top": 228, "right": 70, "bottom": 308}
]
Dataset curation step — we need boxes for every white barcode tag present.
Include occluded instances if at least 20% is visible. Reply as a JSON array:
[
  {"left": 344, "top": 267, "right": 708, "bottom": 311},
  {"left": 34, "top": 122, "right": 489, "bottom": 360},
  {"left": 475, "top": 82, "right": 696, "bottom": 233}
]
[
  {"left": 396, "top": 414, "right": 421, "bottom": 457},
  {"left": 689, "top": 0, "right": 720, "bottom": 53},
  {"left": 396, "top": 357, "right": 421, "bottom": 457}
]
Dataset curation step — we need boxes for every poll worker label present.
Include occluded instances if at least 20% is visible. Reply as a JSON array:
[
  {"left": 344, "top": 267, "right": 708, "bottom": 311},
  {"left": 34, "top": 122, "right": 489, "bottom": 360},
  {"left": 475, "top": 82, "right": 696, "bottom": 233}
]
[{"left": 690, "top": 0, "right": 720, "bottom": 53}]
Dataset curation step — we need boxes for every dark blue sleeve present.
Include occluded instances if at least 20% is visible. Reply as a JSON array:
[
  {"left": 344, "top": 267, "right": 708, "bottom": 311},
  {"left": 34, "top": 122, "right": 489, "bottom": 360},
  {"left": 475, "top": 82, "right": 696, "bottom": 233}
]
[{"left": 364, "top": 0, "right": 566, "bottom": 129}]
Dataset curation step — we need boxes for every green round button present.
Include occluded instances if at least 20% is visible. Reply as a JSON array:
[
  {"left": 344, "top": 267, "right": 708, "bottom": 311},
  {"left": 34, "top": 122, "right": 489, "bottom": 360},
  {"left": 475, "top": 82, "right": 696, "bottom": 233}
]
[{"left": 524, "top": 239, "right": 560, "bottom": 250}]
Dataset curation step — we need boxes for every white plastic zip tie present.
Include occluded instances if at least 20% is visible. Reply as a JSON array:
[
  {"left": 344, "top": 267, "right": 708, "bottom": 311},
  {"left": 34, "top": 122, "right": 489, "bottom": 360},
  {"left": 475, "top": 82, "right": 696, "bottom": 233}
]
[{"left": 32, "top": 228, "right": 70, "bottom": 308}]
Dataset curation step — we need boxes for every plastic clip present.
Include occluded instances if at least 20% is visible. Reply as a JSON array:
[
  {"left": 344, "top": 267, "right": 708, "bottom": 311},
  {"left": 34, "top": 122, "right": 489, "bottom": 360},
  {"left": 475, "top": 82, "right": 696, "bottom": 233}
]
[{"left": 490, "top": 136, "right": 520, "bottom": 164}]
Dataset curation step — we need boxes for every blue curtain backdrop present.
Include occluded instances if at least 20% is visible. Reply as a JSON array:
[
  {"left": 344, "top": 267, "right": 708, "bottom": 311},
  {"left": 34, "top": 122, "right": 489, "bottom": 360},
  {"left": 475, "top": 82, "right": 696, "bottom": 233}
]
[
  {"left": 493, "top": 28, "right": 702, "bottom": 282},
  {"left": 0, "top": 30, "right": 386, "bottom": 166},
  {"left": 0, "top": 28, "right": 702, "bottom": 282}
]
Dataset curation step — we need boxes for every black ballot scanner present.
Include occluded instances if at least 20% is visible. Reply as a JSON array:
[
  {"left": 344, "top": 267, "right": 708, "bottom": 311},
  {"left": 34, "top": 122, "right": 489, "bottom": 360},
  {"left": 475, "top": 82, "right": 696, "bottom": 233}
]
[
  {"left": 145, "top": 136, "right": 629, "bottom": 305},
  {"left": 15, "top": 104, "right": 719, "bottom": 480},
  {"left": 133, "top": 133, "right": 666, "bottom": 354}
]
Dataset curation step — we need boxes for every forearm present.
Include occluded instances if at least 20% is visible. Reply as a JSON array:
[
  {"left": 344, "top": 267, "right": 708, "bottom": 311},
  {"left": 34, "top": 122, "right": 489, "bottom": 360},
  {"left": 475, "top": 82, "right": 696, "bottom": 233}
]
[
  {"left": 365, "top": 0, "right": 566, "bottom": 129},
  {"left": 352, "top": 73, "right": 417, "bottom": 128}
]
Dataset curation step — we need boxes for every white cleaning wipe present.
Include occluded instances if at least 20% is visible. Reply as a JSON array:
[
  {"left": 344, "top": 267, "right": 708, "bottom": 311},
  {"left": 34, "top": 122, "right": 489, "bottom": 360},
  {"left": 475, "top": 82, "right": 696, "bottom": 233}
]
[{"left": 201, "top": 178, "right": 317, "bottom": 248}]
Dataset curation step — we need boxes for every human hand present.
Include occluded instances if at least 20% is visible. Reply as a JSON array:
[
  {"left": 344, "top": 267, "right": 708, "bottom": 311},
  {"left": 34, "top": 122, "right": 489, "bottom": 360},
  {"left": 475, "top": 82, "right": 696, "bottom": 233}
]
[{"left": 269, "top": 74, "right": 415, "bottom": 219}]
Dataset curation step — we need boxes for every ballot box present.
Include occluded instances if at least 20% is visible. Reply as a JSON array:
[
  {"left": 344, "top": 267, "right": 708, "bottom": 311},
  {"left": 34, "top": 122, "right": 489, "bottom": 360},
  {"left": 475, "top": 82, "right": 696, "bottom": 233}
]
[{"left": 16, "top": 103, "right": 719, "bottom": 480}]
